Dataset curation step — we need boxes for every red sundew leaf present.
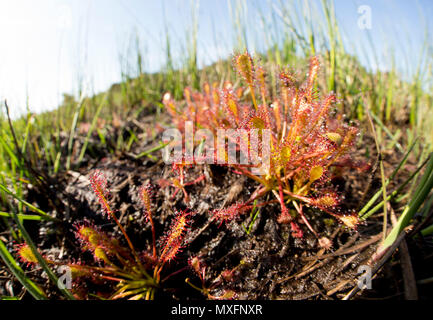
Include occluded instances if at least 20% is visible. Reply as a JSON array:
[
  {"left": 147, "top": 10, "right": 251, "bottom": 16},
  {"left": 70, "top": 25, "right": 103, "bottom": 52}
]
[
  {"left": 277, "top": 205, "right": 292, "bottom": 224},
  {"left": 311, "top": 196, "right": 339, "bottom": 209},
  {"left": 139, "top": 183, "right": 154, "bottom": 220},
  {"left": 290, "top": 222, "right": 304, "bottom": 238},
  {"left": 239, "top": 109, "right": 271, "bottom": 131},
  {"left": 14, "top": 243, "right": 39, "bottom": 267},
  {"left": 332, "top": 157, "right": 372, "bottom": 172},
  {"left": 222, "top": 88, "right": 240, "bottom": 122},
  {"left": 89, "top": 170, "right": 112, "bottom": 218},
  {"left": 255, "top": 66, "right": 267, "bottom": 91},
  {"left": 306, "top": 56, "right": 320, "bottom": 98},
  {"left": 189, "top": 256, "right": 206, "bottom": 281},
  {"left": 212, "top": 203, "right": 252, "bottom": 226},
  {"left": 279, "top": 68, "right": 297, "bottom": 88},
  {"left": 234, "top": 52, "right": 255, "bottom": 87},
  {"left": 159, "top": 211, "right": 192, "bottom": 263},
  {"left": 73, "top": 220, "right": 127, "bottom": 260},
  {"left": 335, "top": 214, "right": 360, "bottom": 229},
  {"left": 68, "top": 263, "right": 93, "bottom": 279}
]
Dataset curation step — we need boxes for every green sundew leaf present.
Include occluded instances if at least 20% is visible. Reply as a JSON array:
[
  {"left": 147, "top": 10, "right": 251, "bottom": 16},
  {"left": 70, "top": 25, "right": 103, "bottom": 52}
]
[
  {"left": 325, "top": 132, "right": 342, "bottom": 145},
  {"left": 309, "top": 166, "right": 323, "bottom": 182},
  {"left": 227, "top": 98, "right": 238, "bottom": 118},
  {"left": 0, "top": 239, "right": 47, "bottom": 300},
  {"left": 280, "top": 146, "right": 291, "bottom": 163}
]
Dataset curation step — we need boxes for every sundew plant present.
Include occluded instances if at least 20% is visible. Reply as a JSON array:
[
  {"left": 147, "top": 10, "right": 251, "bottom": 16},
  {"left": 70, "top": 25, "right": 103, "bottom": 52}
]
[{"left": 163, "top": 52, "right": 364, "bottom": 242}]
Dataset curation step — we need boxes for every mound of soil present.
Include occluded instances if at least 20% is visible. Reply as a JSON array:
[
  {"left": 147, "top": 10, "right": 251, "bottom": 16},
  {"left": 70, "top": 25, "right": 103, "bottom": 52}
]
[{"left": 1, "top": 109, "right": 432, "bottom": 300}]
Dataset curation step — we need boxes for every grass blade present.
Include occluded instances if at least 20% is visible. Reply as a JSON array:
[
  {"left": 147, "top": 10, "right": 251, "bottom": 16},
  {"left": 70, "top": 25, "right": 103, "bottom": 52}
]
[
  {"left": 77, "top": 92, "right": 109, "bottom": 165},
  {"left": 0, "top": 211, "right": 51, "bottom": 221},
  {"left": 135, "top": 141, "right": 171, "bottom": 159},
  {"left": 359, "top": 137, "right": 418, "bottom": 217},
  {"left": 66, "top": 93, "right": 86, "bottom": 170},
  {"left": 380, "top": 153, "right": 433, "bottom": 251},
  {"left": 360, "top": 156, "right": 429, "bottom": 220}
]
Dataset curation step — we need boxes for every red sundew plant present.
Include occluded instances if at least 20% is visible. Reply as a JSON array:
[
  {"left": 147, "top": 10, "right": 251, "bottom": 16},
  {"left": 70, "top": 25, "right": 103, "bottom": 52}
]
[
  {"left": 158, "top": 162, "right": 206, "bottom": 203},
  {"left": 185, "top": 256, "right": 237, "bottom": 300},
  {"left": 16, "top": 171, "right": 194, "bottom": 300},
  {"left": 163, "top": 52, "right": 365, "bottom": 240}
]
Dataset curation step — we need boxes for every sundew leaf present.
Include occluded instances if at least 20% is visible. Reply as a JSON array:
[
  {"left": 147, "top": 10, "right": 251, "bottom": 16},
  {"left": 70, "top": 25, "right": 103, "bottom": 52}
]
[
  {"left": 309, "top": 166, "right": 324, "bottom": 182},
  {"left": 0, "top": 239, "right": 47, "bottom": 300},
  {"left": 325, "top": 132, "right": 342, "bottom": 145}
]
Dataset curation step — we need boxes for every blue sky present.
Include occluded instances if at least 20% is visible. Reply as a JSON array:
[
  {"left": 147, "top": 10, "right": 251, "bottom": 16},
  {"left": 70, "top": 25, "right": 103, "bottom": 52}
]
[{"left": 0, "top": 0, "right": 431, "bottom": 118}]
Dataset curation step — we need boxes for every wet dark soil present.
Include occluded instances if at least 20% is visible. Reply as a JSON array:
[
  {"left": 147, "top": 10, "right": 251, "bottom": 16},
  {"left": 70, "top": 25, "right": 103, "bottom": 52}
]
[{"left": 1, "top": 109, "right": 432, "bottom": 300}]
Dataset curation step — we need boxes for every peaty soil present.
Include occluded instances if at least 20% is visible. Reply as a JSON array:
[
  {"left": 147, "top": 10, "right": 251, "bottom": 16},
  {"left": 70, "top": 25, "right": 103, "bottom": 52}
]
[{"left": 1, "top": 108, "right": 432, "bottom": 300}]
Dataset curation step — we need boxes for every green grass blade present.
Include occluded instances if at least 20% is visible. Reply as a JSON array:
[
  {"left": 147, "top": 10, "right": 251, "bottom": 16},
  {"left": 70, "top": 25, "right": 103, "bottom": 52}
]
[
  {"left": 0, "top": 212, "right": 50, "bottom": 221},
  {"left": 0, "top": 134, "right": 19, "bottom": 166},
  {"left": 360, "top": 157, "right": 429, "bottom": 220},
  {"left": 66, "top": 93, "right": 86, "bottom": 170},
  {"left": 77, "top": 92, "right": 109, "bottom": 165},
  {"left": 359, "top": 137, "right": 418, "bottom": 217},
  {"left": 421, "top": 224, "right": 433, "bottom": 236},
  {"left": 381, "top": 153, "right": 433, "bottom": 250},
  {"left": 370, "top": 112, "right": 404, "bottom": 152},
  {"left": 135, "top": 141, "right": 171, "bottom": 159}
]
